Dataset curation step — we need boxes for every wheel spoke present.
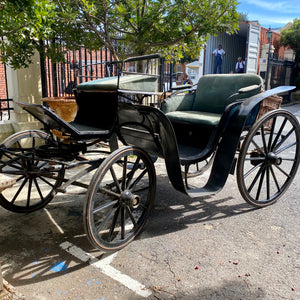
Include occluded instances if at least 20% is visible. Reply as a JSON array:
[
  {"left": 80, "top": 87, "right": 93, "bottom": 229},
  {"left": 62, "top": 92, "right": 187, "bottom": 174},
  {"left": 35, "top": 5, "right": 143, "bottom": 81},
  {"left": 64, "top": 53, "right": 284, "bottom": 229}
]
[
  {"left": 1, "top": 152, "right": 24, "bottom": 168},
  {"left": 16, "top": 140, "right": 22, "bottom": 149},
  {"left": 280, "top": 157, "right": 297, "bottom": 162},
  {"left": 274, "top": 129, "right": 296, "bottom": 153},
  {"left": 34, "top": 178, "right": 44, "bottom": 201},
  {"left": 250, "top": 139, "right": 265, "bottom": 156},
  {"left": 121, "top": 157, "right": 128, "bottom": 190},
  {"left": 260, "top": 126, "right": 268, "bottom": 154},
  {"left": 275, "top": 141, "right": 297, "bottom": 155},
  {"left": 267, "top": 116, "right": 277, "bottom": 151},
  {"left": 93, "top": 200, "right": 118, "bottom": 214},
  {"left": 126, "top": 156, "right": 141, "bottom": 189},
  {"left": 99, "top": 187, "right": 120, "bottom": 198},
  {"left": 96, "top": 206, "right": 118, "bottom": 236},
  {"left": 129, "top": 169, "right": 147, "bottom": 190},
  {"left": 126, "top": 206, "right": 137, "bottom": 228},
  {"left": 32, "top": 137, "right": 36, "bottom": 149},
  {"left": 110, "top": 166, "right": 122, "bottom": 193},
  {"left": 121, "top": 206, "right": 125, "bottom": 240},
  {"left": 36, "top": 160, "right": 48, "bottom": 168},
  {"left": 15, "top": 175, "right": 26, "bottom": 183},
  {"left": 266, "top": 165, "right": 270, "bottom": 200},
  {"left": 244, "top": 157, "right": 265, "bottom": 161},
  {"left": 107, "top": 206, "right": 120, "bottom": 242},
  {"left": 270, "top": 165, "right": 281, "bottom": 192},
  {"left": 37, "top": 174, "right": 56, "bottom": 188},
  {"left": 132, "top": 185, "right": 150, "bottom": 193},
  {"left": 26, "top": 179, "right": 33, "bottom": 207},
  {"left": 273, "top": 164, "right": 292, "bottom": 178},
  {"left": 247, "top": 164, "right": 264, "bottom": 193},
  {"left": 244, "top": 162, "right": 263, "bottom": 179},
  {"left": 271, "top": 118, "right": 288, "bottom": 151},
  {"left": 255, "top": 167, "right": 266, "bottom": 200},
  {"left": 11, "top": 178, "right": 28, "bottom": 204}
]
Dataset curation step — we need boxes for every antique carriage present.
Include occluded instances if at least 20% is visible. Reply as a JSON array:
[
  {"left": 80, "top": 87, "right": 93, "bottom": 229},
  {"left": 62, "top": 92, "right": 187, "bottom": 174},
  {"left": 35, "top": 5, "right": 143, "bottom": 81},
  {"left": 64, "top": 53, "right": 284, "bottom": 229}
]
[{"left": 0, "top": 54, "right": 299, "bottom": 251}]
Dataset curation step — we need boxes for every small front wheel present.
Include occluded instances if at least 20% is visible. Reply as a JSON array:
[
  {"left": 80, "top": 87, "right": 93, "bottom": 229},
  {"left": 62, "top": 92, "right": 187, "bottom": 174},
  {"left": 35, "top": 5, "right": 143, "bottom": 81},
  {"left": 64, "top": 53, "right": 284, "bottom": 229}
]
[
  {"left": 84, "top": 146, "right": 156, "bottom": 251},
  {"left": 237, "top": 110, "right": 300, "bottom": 207}
]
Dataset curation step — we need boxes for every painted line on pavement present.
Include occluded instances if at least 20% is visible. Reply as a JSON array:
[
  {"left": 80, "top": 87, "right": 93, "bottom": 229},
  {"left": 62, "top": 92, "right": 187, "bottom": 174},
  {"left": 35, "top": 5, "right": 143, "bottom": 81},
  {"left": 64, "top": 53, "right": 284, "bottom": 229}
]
[
  {"left": 60, "top": 241, "right": 152, "bottom": 298},
  {"left": 44, "top": 208, "right": 64, "bottom": 234}
]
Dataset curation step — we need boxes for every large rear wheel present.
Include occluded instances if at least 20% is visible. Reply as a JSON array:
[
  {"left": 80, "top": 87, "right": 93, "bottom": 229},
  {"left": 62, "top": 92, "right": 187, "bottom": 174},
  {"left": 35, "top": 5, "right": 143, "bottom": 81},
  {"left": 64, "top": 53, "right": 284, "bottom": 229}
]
[
  {"left": 84, "top": 146, "right": 156, "bottom": 251},
  {"left": 237, "top": 110, "right": 300, "bottom": 207}
]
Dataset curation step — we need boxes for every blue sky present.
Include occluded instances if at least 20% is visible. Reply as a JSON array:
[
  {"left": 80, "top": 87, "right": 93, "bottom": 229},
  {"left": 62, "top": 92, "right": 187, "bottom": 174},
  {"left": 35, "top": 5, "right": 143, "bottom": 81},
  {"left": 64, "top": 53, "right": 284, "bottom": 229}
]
[{"left": 237, "top": 0, "right": 300, "bottom": 29}]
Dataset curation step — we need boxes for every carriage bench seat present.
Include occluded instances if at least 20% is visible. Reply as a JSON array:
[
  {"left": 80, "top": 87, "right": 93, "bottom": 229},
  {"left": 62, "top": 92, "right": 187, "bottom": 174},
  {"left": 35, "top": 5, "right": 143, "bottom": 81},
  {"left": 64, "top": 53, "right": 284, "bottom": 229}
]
[{"left": 161, "top": 74, "right": 263, "bottom": 128}]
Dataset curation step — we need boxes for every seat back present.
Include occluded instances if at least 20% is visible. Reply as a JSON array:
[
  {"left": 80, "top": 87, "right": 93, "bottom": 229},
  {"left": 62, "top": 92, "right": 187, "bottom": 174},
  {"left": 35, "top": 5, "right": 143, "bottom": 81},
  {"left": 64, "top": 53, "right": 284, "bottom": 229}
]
[
  {"left": 74, "top": 91, "right": 118, "bottom": 130},
  {"left": 192, "top": 74, "right": 263, "bottom": 113}
]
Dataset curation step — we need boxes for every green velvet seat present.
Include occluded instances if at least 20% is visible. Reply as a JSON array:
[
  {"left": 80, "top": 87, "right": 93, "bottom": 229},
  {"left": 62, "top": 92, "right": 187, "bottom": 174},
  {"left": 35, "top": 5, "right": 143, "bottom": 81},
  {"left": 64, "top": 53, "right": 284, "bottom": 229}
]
[{"left": 161, "top": 74, "right": 263, "bottom": 127}]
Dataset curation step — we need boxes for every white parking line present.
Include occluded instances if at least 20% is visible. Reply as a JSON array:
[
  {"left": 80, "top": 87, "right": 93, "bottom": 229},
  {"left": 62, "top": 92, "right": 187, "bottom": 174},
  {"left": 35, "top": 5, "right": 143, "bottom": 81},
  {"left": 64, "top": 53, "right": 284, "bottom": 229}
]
[
  {"left": 44, "top": 208, "right": 64, "bottom": 234},
  {"left": 60, "top": 241, "right": 152, "bottom": 298}
]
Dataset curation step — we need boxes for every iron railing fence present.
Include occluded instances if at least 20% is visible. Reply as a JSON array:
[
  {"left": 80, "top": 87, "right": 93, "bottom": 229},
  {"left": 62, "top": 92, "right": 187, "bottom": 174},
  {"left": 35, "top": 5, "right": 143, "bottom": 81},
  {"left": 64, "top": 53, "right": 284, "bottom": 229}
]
[
  {"left": 269, "top": 58, "right": 295, "bottom": 102},
  {"left": 40, "top": 46, "right": 176, "bottom": 106},
  {"left": 40, "top": 45, "right": 117, "bottom": 98},
  {"left": 0, "top": 99, "right": 13, "bottom": 121}
]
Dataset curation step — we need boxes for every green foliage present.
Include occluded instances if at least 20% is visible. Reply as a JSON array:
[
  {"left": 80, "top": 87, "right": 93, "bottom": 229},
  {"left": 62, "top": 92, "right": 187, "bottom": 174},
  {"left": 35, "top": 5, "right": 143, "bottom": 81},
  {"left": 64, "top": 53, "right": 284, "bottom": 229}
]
[
  {"left": 280, "top": 18, "right": 300, "bottom": 61},
  {"left": 280, "top": 18, "right": 300, "bottom": 88},
  {"left": 0, "top": 0, "right": 239, "bottom": 68},
  {"left": 0, "top": 0, "right": 56, "bottom": 68},
  {"left": 237, "top": 12, "right": 248, "bottom": 23}
]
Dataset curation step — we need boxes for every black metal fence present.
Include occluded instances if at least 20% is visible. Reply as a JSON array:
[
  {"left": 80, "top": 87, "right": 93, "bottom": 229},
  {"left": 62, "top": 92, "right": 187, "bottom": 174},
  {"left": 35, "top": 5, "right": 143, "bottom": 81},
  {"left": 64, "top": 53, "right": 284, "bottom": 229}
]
[
  {"left": 270, "top": 59, "right": 294, "bottom": 87},
  {"left": 270, "top": 58, "right": 295, "bottom": 102},
  {"left": 0, "top": 99, "right": 13, "bottom": 121},
  {"left": 40, "top": 47, "right": 118, "bottom": 98},
  {"left": 40, "top": 47, "right": 176, "bottom": 106}
]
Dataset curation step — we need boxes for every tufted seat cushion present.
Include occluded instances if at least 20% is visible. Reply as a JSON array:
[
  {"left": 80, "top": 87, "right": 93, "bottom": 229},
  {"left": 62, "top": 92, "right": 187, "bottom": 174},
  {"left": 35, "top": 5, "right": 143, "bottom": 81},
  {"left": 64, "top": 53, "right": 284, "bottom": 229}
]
[{"left": 162, "top": 74, "right": 263, "bottom": 127}]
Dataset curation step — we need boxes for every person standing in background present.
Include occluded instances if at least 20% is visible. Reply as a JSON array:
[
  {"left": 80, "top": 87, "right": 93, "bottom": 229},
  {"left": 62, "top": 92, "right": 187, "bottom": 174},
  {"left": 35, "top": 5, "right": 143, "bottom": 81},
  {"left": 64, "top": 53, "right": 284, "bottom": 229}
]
[
  {"left": 183, "top": 73, "right": 193, "bottom": 85},
  {"left": 212, "top": 44, "right": 226, "bottom": 74},
  {"left": 235, "top": 57, "right": 245, "bottom": 73}
]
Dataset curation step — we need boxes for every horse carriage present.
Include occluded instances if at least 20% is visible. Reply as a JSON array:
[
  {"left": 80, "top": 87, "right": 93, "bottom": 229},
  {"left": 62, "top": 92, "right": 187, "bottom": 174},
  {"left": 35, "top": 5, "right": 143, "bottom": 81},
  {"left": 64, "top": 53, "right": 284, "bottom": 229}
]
[{"left": 0, "top": 54, "right": 299, "bottom": 251}]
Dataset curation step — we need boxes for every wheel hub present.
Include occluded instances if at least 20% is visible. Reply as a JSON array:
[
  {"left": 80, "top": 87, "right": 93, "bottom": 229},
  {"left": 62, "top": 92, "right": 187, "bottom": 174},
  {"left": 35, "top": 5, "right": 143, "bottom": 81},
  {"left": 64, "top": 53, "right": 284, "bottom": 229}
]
[
  {"left": 120, "top": 190, "right": 140, "bottom": 209},
  {"left": 267, "top": 152, "right": 282, "bottom": 165}
]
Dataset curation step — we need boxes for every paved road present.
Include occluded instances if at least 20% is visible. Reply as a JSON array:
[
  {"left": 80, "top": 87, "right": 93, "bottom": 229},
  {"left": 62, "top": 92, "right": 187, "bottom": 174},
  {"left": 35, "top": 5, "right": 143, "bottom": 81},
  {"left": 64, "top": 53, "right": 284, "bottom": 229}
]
[{"left": 1, "top": 104, "right": 300, "bottom": 300}]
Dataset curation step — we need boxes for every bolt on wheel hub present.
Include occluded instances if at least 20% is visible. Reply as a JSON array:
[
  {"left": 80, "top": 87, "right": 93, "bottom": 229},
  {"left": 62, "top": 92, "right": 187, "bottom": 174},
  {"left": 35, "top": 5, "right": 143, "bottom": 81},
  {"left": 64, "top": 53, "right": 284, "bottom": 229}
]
[{"left": 121, "top": 190, "right": 140, "bottom": 209}]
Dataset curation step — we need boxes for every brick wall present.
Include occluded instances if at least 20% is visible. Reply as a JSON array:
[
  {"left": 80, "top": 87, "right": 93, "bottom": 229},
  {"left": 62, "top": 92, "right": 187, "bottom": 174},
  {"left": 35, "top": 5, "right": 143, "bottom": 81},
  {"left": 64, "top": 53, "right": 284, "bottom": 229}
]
[{"left": 0, "top": 62, "right": 7, "bottom": 99}]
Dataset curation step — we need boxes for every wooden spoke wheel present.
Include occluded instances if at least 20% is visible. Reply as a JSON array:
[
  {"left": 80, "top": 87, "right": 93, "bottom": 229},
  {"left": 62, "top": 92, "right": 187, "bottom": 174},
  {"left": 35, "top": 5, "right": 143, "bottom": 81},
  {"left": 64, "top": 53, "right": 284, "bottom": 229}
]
[
  {"left": 0, "top": 130, "right": 65, "bottom": 212},
  {"left": 237, "top": 110, "right": 300, "bottom": 207},
  {"left": 84, "top": 146, "right": 156, "bottom": 251}
]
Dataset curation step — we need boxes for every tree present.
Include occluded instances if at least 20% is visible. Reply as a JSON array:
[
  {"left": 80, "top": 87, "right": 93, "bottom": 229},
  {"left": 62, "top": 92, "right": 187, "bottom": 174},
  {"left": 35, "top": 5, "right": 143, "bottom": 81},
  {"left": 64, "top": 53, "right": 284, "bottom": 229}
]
[
  {"left": 0, "top": 0, "right": 239, "bottom": 68},
  {"left": 237, "top": 12, "right": 248, "bottom": 23},
  {"left": 280, "top": 18, "right": 300, "bottom": 88},
  {"left": 0, "top": 0, "right": 56, "bottom": 68}
]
